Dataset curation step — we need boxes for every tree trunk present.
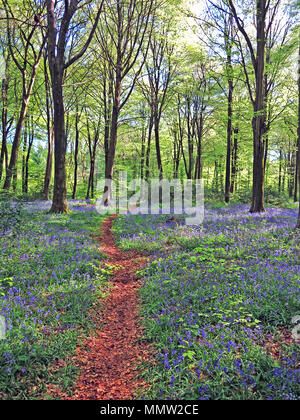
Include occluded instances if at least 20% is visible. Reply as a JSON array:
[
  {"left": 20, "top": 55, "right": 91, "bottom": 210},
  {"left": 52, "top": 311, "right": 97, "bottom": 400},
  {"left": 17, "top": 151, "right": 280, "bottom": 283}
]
[
  {"left": 154, "top": 112, "right": 163, "bottom": 180},
  {"left": 43, "top": 53, "right": 54, "bottom": 201},
  {"left": 145, "top": 112, "right": 154, "bottom": 183},
  {"left": 86, "top": 157, "right": 95, "bottom": 200},
  {"left": 72, "top": 106, "right": 80, "bottom": 200},
  {"left": 225, "top": 79, "right": 233, "bottom": 202},
  {"left": 22, "top": 120, "right": 28, "bottom": 193},
  {"left": 250, "top": 0, "right": 266, "bottom": 213},
  {"left": 103, "top": 71, "right": 121, "bottom": 206},
  {"left": 24, "top": 117, "right": 34, "bottom": 194},
  {"left": 3, "top": 98, "right": 29, "bottom": 190},
  {"left": 294, "top": 156, "right": 298, "bottom": 203},
  {"left": 225, "top": 16, "right": 234, "bottom": 203},
  {"left": 86, "top": 116, "right": 99, "bottom": 200},
  {"left": 173, "top": 130, "right": 181, "bottom": 179},
  {"left": 278, "top": 148, "right": 282, "bottom": 193},
  {"left": 0, "top": 74, "right": 9, "bottom": 184},
  {"left": 230, "top": 127, "right": 238, "bottom": 193},
  {"left": 296, "top": 38, "right": 300, "bottom": 229},
  {"left": 140, "top": 125, "right": 146, "bottom": 180},
  {"left": 50, "top": 70, "right": 68, "bottom": 213},
  {"left": 194, "top": 112, "right": 203, "bottom": 180}
]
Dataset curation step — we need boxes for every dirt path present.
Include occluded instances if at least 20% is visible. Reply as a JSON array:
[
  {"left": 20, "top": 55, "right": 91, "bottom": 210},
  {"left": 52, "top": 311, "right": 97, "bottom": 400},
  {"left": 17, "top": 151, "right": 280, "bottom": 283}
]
[{"left": 64, "top": 215, "right": 152, "bottom": 400}]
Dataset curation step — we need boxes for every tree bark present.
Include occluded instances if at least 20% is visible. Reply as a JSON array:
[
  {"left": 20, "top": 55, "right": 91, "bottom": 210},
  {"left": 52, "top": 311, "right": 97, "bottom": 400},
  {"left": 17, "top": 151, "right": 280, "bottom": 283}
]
[
  {"left": 86, "top": 115, "right": 100, "bottom": 200},
  {"left": 22, "top": 119, "right": 28, "bottom": 193},
  {"left": 296, "top": 38, "right": 300, "bottom": 229},
  {"left": 294, "top": 156, "right": 298, "bottom": 203},
  {"left": 145, "top": 112, "right": 154, "bottom": 183},
  {"left": 49, "top": 65, "right": 68, "bottom": 212},
  {"left": 24, "top": 117, "right": 34, "bottom": 194},
  {"left": 250, "top": 0, "right": 266, "bottom": 213},
  {"left": 47, "top": 0, "right": 104, "bottom": 212},
  {"left": 228, "top": 0, "right": 267, "bottom": 212},
  {"left": 140, "top": 124, "right": 146, "bottom": 180},
  {"left": 278, "top": 148, "right": 282, "bottom": 193},
  {"left": 154, "top": 113, "right": 163, "bottom": 180},
  {"left": 43, "top": 51, "right": 54, "bottom": 201},
  {"left": 194, "top": 111, "right": 203, "bottom": 180},
  {"left": 0, "top": 75, "right": 9, "bottom": 183},
  {"left": 72, "top": 105, "right": 80, "bottom": 200},
  {"left": 3, "top": 98, "right": 30, "bottom": 190},
  {"left": 103, "top": 71, "right": 121, "bottom": 205},
  {"left": 224, "top": 16, "right": 234, "bottom": 203},
  {"left": 225, "top": 80, "right": 233, "bottom": 202},
  {"left": 230, "top": 127, "right": 238, "bottom": 193},
  {"left": 2, "top": 17, "right": 45, "bottom": 191}
]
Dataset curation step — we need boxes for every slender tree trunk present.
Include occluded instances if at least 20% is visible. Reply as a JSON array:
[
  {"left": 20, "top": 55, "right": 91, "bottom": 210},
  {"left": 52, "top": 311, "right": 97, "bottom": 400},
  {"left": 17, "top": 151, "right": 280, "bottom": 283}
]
[
  {"left": 91, "top": 156, "right": 95, "bottom": 198},
  {"left": 263, "top": 44, "right": 271, "bottom": 176},
  {"left": 283, "top": 156, "right": 287, "bottom": 194},
  {"left": 186, "top": 103, "right": 194, "bottom": 179},
  {"left": 140, "top": 125, "right": 146, "bottom": 180},
  {"left": 288, "top": 148, "right": 294, "bottom": 198},
  {"left": 103, "top": 71, "right": 121, "bottom": 206},
  {"left": 225, "top": 17, "right": 234, "bottom": 203},
  {"left": 230, "top": 127, "right": 238, "bottom": 193},
  {"left": 173, "top": 130, "right": 181, "bottom": 179},
  {"left": 3, "top": 55, "right": 42, "bottom": 191},
  {"left": 225, "top": 80, "right": 233, "bottom": 202},
  {"left": 72, "top": 106, "right": 80, "bottom": 200},
  {"left": 2, "top": 8, "right": 45, "bottom": 191},
  {"left": 24, "top": 117, "right": 34, "bottom": 194},
  {"left": 0, "top": 74, "right": 9, "bottom": 183},
  {"left": 278, "top": 148, "right": 282, "bottom": 193},
  {"left": 194, "top": 112, "right": 203, "bottom": 179},
  {"left": 145, "top": 112, "right": 154, "bottom": 183},
  {"left": 154, "top": 112, "right": 163, "bottom": 180},
  {"left": 294, "top": 156, "right": 298, "bottom": 203},
  {"left": 87, "top": 156, "right": 95, "bottom": 199},
  {"left": 103, "top": 77, "right": 111, "bottom": 174},
  {"left": 86, "top": 117, "right": 99, "bottom": 200},
  {"left": 3, "top": 98, "right": 29, "bottom": 190},
  {"left": 43, "top": 52, "right": 54, "bottom": 201},
  {"left": 22, "top": 120, "right": 28, "bottom": 193},
  {"left": 296, "top": 38, "right": 300, "bottom": 229}
]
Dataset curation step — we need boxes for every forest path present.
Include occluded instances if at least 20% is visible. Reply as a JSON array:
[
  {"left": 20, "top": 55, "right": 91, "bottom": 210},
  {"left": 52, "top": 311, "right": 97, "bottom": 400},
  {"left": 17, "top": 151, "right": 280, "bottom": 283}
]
[{"left": 64, "top": 215, "right": 152, "bottom": 400}]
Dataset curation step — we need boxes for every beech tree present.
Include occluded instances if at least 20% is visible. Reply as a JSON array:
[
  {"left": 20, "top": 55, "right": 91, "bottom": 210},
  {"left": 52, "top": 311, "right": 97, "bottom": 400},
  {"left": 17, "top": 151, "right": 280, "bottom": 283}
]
[
  {"left": 0, "top": 0, "right": 297, "bottom": 211},
  {"left": 0, "top": 51, "right": 12, "bottom": 183},
  {"left": 225, "top": 0, "right": 292, "bottom": 212},
  {"left": 296, "top": 36, "right": 300, "bottom": 228},
  {"left": 2, "top": 0, "right": 47, "bottom": 190},
  {"left": 46, "top": 0, "right": 104, "bottom": 213},
  {"left": 42, "top": 50, "right": 54, "bottom": 201},
  {"left": 96, "top": 0, "right": 155, "bottom": 205},
  {"left": 144, "top": 27, "right": 175, "bottom": 180}
]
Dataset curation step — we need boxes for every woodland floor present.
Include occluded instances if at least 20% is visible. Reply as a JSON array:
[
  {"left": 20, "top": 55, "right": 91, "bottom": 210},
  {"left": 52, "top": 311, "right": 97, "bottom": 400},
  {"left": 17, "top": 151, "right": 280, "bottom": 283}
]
[
  {"left": 59, "top": 215, "right": 153, "bottom": 400},
  {"left": 0, "top": 201, "right": 299, "bottom": 400}
]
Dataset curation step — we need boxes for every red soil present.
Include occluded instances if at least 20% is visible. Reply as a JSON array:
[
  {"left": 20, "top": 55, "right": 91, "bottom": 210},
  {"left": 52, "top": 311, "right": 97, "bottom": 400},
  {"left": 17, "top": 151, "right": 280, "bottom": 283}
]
[{"left": 60, "top": 215, "right": 152, "bottom": 400}]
